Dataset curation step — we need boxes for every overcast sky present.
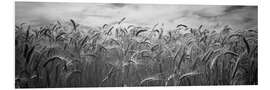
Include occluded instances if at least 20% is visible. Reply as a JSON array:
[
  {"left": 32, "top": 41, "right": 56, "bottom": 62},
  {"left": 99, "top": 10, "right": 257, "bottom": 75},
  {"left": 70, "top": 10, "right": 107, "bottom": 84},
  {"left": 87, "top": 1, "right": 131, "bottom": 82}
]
[{"left": 15, "top": 2, "right": 257, "bottom": 31}]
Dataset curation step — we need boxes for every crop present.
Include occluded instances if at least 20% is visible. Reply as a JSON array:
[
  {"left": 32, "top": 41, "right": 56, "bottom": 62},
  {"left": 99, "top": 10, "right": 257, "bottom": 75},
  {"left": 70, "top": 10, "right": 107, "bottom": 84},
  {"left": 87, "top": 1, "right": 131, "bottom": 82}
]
[{"left": 15, "top": 18, "right": 257, "bottom": 88}]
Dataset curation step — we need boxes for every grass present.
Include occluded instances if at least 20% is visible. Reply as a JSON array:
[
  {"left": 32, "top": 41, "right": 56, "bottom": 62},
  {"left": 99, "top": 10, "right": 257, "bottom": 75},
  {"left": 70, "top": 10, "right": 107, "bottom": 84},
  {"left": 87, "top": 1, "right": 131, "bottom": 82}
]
[{"left": 15, "top": 18, "right": 258, "bottom": 88}]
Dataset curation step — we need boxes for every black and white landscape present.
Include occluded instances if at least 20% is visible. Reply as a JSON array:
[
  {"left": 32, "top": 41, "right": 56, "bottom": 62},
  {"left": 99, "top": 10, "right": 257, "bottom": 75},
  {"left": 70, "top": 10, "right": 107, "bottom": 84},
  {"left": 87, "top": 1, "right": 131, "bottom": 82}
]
[{"left": 15, "top": 2, "right": 258, "bottom": 88}]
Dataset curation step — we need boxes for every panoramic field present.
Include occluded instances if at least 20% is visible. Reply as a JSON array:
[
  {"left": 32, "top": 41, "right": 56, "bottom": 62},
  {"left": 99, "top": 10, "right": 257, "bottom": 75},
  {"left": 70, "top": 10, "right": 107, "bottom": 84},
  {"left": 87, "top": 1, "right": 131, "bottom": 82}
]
[{"left": 15, "top": 2, "right": 258, "bottom": 88}]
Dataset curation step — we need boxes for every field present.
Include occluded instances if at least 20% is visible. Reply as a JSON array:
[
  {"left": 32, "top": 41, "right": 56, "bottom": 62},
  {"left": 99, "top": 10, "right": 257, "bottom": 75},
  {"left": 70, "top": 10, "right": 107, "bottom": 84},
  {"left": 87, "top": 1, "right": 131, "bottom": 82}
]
[{"left": 15, "top": 18, "right": 258, "bottom": 88}]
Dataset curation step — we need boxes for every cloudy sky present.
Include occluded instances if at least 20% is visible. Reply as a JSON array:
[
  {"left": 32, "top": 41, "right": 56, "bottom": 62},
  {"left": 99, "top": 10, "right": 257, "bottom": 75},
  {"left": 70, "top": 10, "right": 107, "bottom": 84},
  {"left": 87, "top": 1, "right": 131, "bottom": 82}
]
[{"left": 15, "top": 2, "right": 257, "bottom": 31}]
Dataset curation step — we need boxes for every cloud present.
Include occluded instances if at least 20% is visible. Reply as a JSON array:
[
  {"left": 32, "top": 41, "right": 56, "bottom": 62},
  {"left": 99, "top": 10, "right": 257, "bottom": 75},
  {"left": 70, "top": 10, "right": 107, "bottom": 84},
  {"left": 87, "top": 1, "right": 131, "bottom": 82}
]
[{"left": 15, "top": 2, "right": 257, "bottom": 31}]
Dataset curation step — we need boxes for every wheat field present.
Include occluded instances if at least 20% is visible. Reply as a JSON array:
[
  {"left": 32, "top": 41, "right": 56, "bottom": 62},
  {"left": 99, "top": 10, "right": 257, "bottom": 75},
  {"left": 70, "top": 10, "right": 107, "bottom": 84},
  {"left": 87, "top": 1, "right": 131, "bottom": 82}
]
[
  {"left": 15, "top": 18, "right": 257, "bottom": 88},
  {"left": 15, "top": 3, "right": 258, "bottom": 88}
]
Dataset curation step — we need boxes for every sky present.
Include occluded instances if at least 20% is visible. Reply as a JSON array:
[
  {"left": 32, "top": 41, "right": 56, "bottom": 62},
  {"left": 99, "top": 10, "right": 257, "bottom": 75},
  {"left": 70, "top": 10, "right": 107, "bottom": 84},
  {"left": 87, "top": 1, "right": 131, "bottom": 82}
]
[{"left": 15, "top": 2, "right": 257, "bottom": 31}]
